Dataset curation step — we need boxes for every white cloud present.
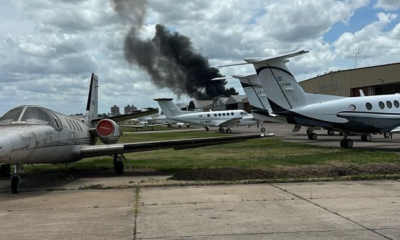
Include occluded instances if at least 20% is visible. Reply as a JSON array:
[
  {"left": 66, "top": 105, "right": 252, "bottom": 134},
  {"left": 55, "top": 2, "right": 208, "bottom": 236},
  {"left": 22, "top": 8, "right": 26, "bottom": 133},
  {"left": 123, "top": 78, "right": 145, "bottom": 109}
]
[{"left": 374, "top": 0, "right": 400, "bottom": 11}]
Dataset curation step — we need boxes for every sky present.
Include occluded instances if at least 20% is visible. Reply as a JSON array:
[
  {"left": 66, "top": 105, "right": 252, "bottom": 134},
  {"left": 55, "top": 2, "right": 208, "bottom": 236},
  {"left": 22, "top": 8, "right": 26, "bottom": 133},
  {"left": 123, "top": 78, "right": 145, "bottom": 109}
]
[{"left": 1, "top": 0, "right": 400, "bottom": 115}]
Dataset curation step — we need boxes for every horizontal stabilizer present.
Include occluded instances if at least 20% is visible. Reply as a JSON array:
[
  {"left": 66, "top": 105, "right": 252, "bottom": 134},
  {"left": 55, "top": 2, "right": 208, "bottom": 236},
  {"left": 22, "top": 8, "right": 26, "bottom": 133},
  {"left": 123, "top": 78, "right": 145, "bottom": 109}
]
[{"left": 244, "top": 50, "right": 309, "bottom": 64}]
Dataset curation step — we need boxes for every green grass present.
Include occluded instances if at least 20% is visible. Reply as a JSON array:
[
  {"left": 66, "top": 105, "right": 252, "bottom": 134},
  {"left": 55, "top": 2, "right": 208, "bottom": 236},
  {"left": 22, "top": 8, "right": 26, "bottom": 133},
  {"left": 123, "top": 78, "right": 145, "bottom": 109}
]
[{"left": 25, "top": 130, "right": 400, "bottom": 174}]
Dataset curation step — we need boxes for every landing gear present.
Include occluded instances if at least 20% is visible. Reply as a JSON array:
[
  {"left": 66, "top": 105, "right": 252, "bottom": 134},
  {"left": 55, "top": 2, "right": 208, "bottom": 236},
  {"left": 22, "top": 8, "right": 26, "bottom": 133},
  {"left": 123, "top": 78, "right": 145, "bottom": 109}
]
[
  {"left": 205, "top": 127, "right": 209, "bottom": 131},
  {"left": 0, "top": 164, "right": 11, "bottom": 178},
  {"left": 10, "top": 164, "right": 24, "bottom": 194},
  {"left": 219, "top": 127, "right": 225, "bottom": 133},
  {"left": 11, "top": 175, "right": 21, "bottom": 194},
  {"left": 383, "top": 132, "right": 391, "bottom": 138},
  {"left": 308, "top": 133, "right": 317, "bottom": 140},
  {"left": 327, "top": 130, "right": 335, "bottom": 136},
  {"left": 226, "top": 128, "right": 232, "bottom": 134},
  {"left": 260, "top": 127, "right": 266, "bottom": 133},
  {"left": 340, "top": 135, "right": 353, "bottom": 149},
  {"left": 113, "top": 154, "right": 125, "bottom": 175},
  {"left": 361, "top": 134, "right": 372, "bottom": 142}
]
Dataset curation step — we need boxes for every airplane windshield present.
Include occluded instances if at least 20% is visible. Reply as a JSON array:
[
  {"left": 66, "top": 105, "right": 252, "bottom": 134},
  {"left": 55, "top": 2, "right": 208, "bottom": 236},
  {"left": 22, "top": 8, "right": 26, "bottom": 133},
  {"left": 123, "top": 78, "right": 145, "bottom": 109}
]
[
  {"left": 0, "top": 107, "right": 24, "bottom": 123},
  {"left": 0, "top": 106, "right": 60, "bottom": 129}
]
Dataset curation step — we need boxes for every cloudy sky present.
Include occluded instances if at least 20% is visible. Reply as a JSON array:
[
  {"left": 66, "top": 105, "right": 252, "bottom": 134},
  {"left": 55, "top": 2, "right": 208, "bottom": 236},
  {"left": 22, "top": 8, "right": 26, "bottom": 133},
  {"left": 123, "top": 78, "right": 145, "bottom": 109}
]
[{"left": 1, "top": 0, "right": 400, "bottom": 115}]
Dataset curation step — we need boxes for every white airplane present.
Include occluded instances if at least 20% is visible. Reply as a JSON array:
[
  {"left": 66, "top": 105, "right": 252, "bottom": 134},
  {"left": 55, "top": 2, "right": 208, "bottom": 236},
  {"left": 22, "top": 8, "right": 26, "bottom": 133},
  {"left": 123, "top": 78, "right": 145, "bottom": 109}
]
[
  {"left": 0, "top": 73, "right": 267, "bottom": 193},
  {"left": 154, "top": 98, "right": 259, "bottom": 133},
  {"left": 217, "top": 50, "right": 400, "bottom": 148}
]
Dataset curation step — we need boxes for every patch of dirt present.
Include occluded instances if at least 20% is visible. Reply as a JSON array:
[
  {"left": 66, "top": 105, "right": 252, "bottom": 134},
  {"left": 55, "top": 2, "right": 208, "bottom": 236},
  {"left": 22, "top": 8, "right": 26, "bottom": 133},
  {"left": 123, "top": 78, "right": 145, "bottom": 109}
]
[{"left": 172, "top": 163, "right": 400, "bottom": 181}]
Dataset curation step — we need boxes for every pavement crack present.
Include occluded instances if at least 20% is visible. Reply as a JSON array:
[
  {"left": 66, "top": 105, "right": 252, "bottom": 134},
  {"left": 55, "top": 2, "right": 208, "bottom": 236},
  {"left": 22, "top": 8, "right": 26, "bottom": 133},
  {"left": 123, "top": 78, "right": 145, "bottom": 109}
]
[
  {"left": 269, "top": 183, "right": 394, "bottom": 240},
  {"left": 133, "top": 187, "right": 140, "bottom": 240}
]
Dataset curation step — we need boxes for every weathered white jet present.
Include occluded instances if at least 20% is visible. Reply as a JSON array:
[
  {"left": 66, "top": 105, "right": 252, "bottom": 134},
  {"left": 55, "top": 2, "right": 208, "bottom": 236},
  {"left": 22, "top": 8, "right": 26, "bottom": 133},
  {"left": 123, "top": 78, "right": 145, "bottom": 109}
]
[
  {"left": 217, "top": 50, "right": 400, "bottom": 148},
  {"left": 0, "top": 74, "right": 266, "bottom": 193},
  {"left": 154, "top": 98, "right": 259, "bottom": 133}
]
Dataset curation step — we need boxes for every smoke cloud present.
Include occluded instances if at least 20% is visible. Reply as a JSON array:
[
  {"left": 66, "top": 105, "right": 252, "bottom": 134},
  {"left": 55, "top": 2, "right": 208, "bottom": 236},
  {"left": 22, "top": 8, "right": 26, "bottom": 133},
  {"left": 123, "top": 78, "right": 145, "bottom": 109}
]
[{"left": 112, "top": 0, "right": 238, "bottom": 99}]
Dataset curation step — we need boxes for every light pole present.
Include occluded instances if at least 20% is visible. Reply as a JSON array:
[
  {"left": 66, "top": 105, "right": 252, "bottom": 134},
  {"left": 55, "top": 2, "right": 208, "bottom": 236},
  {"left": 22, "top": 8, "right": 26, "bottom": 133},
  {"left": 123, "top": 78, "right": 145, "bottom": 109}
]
[{"left": 353, "top": 51, "right": 359, "bottom": 69}]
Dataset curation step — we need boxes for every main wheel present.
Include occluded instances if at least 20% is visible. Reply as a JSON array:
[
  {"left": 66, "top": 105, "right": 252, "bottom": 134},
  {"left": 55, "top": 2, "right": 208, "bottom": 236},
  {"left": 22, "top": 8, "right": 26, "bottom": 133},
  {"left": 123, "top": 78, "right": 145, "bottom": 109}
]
[
  {"left": 0, "top": 164, "right": 10, "bottom": 177},
  {"left": 365, "top": 134, "right": 372, "bottom": 141},
  {"left": 343, "top": 139, "right": 353, "bottom": 149},
  {"left": 226, "top": 129, "right": 232, "bottom": 134},
  {"left": 260, "top": 128, "right": 266, "bottom": 132},
  {"left": 384, "top": 132, "right": 391, "bottom": 138},
  {"left": 11, "top": 175, "right": 21, "bottom": 194},
  {"left": 114, "top": 161, "right": 124, "bottom": 175},
  {"left": 219, "top": 128, "right": 225, "bottom": 133},
  {"left": 327, "top": 130, "right": 335, "bottom": 136},
  {"left": 205, "top": 127, "right": 209, "bottom": 131},
  {"left": 308, "top": 133, "right": 317, "bottom": 140}
]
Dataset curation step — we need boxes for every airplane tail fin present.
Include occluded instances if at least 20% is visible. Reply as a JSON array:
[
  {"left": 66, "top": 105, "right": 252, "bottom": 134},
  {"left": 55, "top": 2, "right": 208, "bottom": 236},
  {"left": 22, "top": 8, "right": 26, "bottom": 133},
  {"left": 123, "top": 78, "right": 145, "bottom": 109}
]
[
  {"left": 231, "top": 74, "right": 272, "bottom": 113},
  {"left": 154, "top": 98, "right": 183, "bottom": 118},
  {"left": 244, "top": 50, "right": 310, "bottom": 112},
  {"left": 84, "top": 73, "right": 98, "bottom": 127}
]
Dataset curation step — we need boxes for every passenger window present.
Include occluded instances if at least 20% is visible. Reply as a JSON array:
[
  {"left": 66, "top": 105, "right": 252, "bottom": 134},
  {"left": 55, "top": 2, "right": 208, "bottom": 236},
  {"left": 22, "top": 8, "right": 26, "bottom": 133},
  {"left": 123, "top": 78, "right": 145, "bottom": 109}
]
[
  {"left": 379, "top": 101, "right": 385, "bottom": 109},
  {"left": 207, "top": 114, "right": 210, "bottom": 117},
  {"left": 395, "top": 100, "right": 399, "bottom": 108},
  {"left": 366, "top": 102, "right": 372, "bottom": 110},
  {"left": 231, "top": 112, "right": 234, "bottom": 115},
  {"left": 218, "top": 113, "right": 221, "bottom": 116},
  {"left": 386, "top": 101, "right": 393, "bottom": 109},
  {"left": 222, "top": 113, "right": 225, "bottom": 116},
  {"left": 214, "top": 113, "right": 217, "bottom": 117}
]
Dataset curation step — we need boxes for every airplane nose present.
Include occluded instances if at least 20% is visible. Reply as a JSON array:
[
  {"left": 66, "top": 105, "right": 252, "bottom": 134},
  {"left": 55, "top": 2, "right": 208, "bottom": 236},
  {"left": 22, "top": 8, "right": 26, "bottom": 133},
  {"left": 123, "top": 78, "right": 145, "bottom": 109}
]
[{"left": 0, "top": 137, "right": 12, "bottom": 158}]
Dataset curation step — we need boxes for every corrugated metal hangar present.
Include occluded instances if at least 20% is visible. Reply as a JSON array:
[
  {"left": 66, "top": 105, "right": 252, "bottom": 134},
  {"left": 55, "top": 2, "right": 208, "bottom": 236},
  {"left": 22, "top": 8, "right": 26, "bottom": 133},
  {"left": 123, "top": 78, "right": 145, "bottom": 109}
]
[{"left": 300, "top": 62, "right": 400, "bottom": 97}]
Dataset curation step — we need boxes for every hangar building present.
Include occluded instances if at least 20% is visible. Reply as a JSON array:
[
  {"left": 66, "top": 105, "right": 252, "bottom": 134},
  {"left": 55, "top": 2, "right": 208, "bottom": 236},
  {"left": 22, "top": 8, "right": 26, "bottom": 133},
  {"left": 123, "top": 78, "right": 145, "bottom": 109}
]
[{"left": 300, "top": 62, "right": 400, "bottom": 97}]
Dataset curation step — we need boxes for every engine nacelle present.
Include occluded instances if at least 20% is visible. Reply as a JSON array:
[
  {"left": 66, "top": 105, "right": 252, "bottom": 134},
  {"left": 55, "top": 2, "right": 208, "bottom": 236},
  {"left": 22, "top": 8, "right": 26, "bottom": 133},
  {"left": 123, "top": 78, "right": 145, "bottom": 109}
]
[{"left": 96, "top": 119, "right": 122, "bottom": 144}]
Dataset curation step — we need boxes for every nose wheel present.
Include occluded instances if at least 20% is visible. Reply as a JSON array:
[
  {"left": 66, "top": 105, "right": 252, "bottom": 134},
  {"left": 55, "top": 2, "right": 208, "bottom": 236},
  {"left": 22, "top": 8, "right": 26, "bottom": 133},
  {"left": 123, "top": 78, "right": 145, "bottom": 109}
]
[
  {"left": 10, "top": 164, "right": 24, "bottom": 194},
  {"left": 340, "top": 137, "right": 353, "bottom": 149}
]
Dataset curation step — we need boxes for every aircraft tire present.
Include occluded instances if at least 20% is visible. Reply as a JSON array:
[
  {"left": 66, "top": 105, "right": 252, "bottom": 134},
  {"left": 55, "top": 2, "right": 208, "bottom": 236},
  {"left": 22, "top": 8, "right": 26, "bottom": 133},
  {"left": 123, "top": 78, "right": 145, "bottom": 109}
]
[
  {"left": 365, "top": 134, "right": 372, "bottom": 141},
  {"left": 114, "top": 161, "right": 124, "bottom": 175},
  {"left": 384, "top": 132, "right": 391, "bottom": 138},
  {"left": 327, "top": 130, "right": 335, "bottom": 136},
  {"left": 205, "top": 127, "right": 209, "bottom": 131},
  {"left": 226, "top": 129, "right": 232, "bottom": 134},
  {"left": 308, "top": 133, "right": 317, "bottom": 140},
  {"left": 260, "top": 128, "right": 266, "bottom": 132},
  {"left": 11, "top": 175, "right": 21, "bottom": 194},
  {"left": 341, "top": 139, "right": 353, "bottom": 149},
  {"left": 0, "top": 164, "right": 10, "bottom": 177},
  {"left": 219, "top": 128, "right": 225, "bottom": 133}
]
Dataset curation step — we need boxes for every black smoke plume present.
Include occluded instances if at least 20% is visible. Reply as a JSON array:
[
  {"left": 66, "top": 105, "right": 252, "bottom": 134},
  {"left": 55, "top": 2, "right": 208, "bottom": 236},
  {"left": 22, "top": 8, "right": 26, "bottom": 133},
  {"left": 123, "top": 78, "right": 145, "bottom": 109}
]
[{"left": 112, "top": 0, "right": 238, "bottom": 99}]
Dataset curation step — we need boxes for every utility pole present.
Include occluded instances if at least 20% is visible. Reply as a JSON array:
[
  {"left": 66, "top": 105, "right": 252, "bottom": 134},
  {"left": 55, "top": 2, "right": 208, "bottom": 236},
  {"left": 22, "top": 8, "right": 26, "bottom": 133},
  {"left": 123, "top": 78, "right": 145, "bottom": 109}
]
[{"left": 353, "top": 51, "right": 359, "bottom": 69}]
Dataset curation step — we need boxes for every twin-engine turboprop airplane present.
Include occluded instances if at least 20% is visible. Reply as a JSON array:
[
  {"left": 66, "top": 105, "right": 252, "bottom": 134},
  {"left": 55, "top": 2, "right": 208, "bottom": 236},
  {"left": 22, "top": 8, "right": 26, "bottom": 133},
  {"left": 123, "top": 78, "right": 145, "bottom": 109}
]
[
  {"left": 216, "top": 50, "right": 400, "bottom": 148},
  {"left": 0, "top": 73, "right": 267, "bottom": 194},
  {"left": 154, "top": 98, "right": 259, "bottom": 133}
]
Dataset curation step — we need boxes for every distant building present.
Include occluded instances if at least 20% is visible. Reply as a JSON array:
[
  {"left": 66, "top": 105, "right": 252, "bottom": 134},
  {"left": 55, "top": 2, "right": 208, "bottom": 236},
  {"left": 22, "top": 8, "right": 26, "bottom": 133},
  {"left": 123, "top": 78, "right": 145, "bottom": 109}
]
[
  {"left": 188, "top": 100, "right": 213, "bottom": 112},
  {"left": 212, "top": 96, "right": 229, "bottom": 111},
  {"left": 225, "top": 95, "right": 246, "bottom": 110},
  {"left": 124, "top": 105, "right": 137, "bottom": 114},
  {"left": 111, "top": 105, "right": 120, "bottom": 116}
]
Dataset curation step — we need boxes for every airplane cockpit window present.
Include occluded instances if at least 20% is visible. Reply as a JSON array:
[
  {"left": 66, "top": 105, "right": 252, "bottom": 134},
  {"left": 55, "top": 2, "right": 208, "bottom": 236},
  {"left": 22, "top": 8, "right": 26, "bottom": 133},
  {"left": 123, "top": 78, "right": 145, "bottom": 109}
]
[
  {"left": 20, "top": 107, "right": 59, "bottom": 129},
  {"left": 0, "top": 107, "right": 24, "bottom": 124}
]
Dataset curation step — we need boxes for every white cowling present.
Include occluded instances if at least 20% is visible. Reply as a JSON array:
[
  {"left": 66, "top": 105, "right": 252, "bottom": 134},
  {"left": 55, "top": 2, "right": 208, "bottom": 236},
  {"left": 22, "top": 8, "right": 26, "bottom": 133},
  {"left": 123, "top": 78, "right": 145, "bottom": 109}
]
[{"left": 96, "top": 119, "right": 122, "bottom": 144}]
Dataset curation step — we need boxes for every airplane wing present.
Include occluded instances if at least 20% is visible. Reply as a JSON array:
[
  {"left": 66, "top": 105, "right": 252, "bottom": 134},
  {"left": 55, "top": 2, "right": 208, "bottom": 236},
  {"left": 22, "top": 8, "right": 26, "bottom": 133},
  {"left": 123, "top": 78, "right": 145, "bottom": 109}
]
[
  {"left": 217, "top": 117, "right": 243, "bottom": 126},
  {"left": 91, "top": 109, "right": 158, "bottom": 123},
  {"left": 80, "top": 134, "right": 271, "bottom": 158}
]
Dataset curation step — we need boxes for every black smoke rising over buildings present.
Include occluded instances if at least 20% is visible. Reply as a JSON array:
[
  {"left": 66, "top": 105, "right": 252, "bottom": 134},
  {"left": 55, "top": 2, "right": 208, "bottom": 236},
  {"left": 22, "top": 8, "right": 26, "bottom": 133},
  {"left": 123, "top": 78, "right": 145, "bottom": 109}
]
[{"left": 112, "top": 0, "right": 238, "bottom": 99}]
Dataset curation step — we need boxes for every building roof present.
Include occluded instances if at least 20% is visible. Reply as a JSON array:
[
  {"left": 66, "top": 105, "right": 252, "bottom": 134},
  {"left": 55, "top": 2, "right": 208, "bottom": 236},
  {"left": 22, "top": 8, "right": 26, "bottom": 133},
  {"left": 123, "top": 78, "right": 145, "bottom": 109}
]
[
  {"left": 189, "top": 100, "right": 213, "bottom": 108},
  {"left": 226, "top": 95, "right": 246, "bottom": 104}
]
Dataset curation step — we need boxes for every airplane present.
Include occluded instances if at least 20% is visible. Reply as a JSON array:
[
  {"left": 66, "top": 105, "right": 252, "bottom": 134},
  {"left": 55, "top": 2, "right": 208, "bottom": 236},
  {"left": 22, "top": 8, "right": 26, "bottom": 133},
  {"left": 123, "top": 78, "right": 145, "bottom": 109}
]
[
  {"left": 154, "top": 98, "right": 259, "bottom": 133},
  {"left": 216, "top": 50, "right": 400, "bottom": 148},
  {"left": 213, "top": 74, "right": 339, "bottom": 136},
  {"left": 0, "top": 73, "right": 268, "bottom": 194},
  {"left": 121, "top": 117, "right": 169, "bottom": 131}
]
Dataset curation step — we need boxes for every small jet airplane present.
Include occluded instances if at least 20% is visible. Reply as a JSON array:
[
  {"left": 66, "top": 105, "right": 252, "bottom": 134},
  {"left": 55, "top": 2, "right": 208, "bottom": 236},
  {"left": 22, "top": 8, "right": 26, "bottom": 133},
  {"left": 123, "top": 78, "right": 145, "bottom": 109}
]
[
  {"left": 154, "top": 98, "right": 258, "bottom": 133},
  {"left": 216, "top": 50, "right": 400, "bottom": 148},
  {"left": 0, "top": 73, "right": 268, "bottom": 193}
]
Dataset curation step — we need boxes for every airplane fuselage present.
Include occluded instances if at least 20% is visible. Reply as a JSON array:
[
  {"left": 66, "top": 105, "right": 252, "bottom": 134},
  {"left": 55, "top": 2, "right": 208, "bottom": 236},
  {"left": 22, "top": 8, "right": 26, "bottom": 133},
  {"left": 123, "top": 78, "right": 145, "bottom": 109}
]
[
  {"left": 0, "top": 109, "right": 93, "bottom": 165},
  {"left": 276, "top": 94, "right": 400, "bottom": 133},
  {"left": 165, "top": 110, "right": 257, "bottom": 127}
]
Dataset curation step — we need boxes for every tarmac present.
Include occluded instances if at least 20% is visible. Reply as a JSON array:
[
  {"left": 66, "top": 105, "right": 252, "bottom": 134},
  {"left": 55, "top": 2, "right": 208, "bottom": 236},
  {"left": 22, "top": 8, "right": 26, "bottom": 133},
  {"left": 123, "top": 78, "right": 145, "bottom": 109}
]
[
  {"left": 1, "top": 178, "right": 399, "bottom": 239},
  {"left": 1, "top": 124, "right": 400, "bottom": 239}
]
